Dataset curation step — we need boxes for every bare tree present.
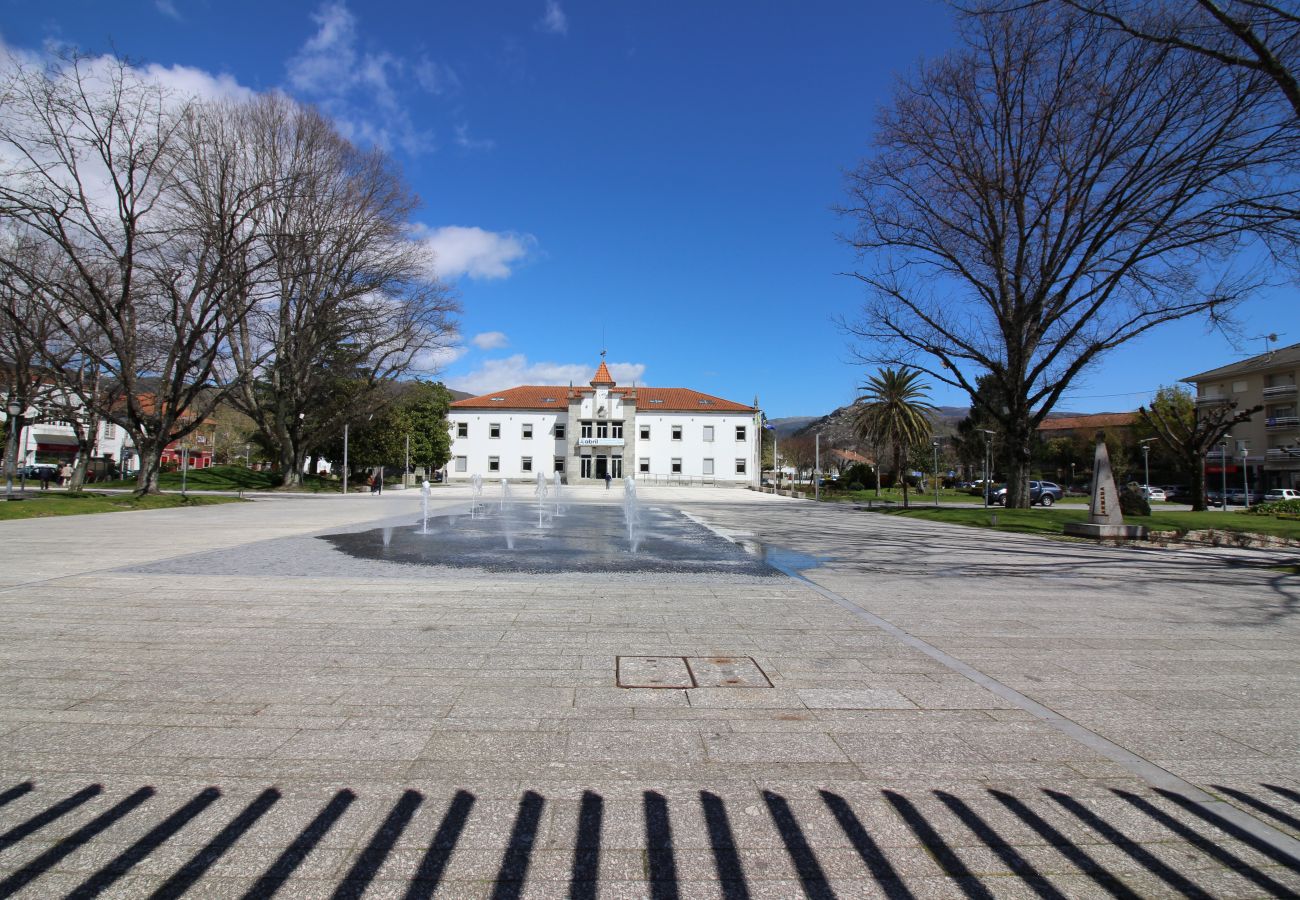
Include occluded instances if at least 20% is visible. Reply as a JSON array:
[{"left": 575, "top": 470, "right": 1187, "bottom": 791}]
[
  {"left": 1057, "top": 1, "right": 1300, "bottom": 120},
  {"left": 1139, "top": 384, "right": 1261, "bottom": 509},
  {"left": 228, "top": 97, "right": 459, "bottom": 488},
  {"left": 0, "top": 56, "right": 272, "bottom": 493},
  {"left": 840, "top": 4, "right": 1297, "bottom": 506}
]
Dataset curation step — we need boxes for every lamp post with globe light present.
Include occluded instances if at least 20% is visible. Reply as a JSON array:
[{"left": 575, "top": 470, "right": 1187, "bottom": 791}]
[{"left": 5, "top": 399, "right": 21, "bottom": 501}]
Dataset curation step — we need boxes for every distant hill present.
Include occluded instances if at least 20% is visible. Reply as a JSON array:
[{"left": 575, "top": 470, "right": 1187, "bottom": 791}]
[{"left": 783, "top": 403, "right": 1089, "bottom": 448}]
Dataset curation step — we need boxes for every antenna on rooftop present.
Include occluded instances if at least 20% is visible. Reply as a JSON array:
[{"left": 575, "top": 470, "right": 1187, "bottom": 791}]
[{"left": 1251, "top": 332, "right": 1283, "bottom": 358}]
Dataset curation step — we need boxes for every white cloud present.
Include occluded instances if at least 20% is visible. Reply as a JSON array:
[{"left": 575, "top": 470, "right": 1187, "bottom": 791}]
[
  {"left": 410, "top": 224, "right": 536, "bottom": 281},
  {"left": 414, "top": 56, "right": 459, "bottom": 95},
  {"left": 454, "top": 122, "right": 495, "bottom": 151},
  {"left": 538, "top": 1, "right": 568, "bottom": 35},
  {"left": 449, "top": 355, "right": 647, "bottom": 395},
  {"left": 155, "top": 0, "right": 181, "bottom": 20},
  {"left": 285, "top": 2, "right": 436, "bottom": 155},
  {"left": 471, "top": 331, "right": 509, "bottom": 350},
  {"left": 410, "top": 344, "right": 468, "bottom": 374}
]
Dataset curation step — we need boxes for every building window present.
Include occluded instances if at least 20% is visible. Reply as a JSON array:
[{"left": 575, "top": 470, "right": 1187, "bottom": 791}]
[
  {"left": 522, "top": 424, "right": 533, "bottom": 438},
  {"left": 671, "top": 458, "right": 682, "bottom": 473},
  {"left": 672, "top": 425, "right": 682, "bottom": 440},
  {"left": 612, "top": 422, "right": 623, "bottom": 439},
  {"left": 522, "top": 456, "right": 532, "bottom": 472},
  {"left": 640, "top": 425, "right": 650, "bottom": 440},
  {"left": 489, "top": 423, "right": 501, "bottom": 439},
  {"left": 457, "top": 422, "right": 468, "bottom": 438},
  {"left": 1233, "top": 380, "right": 1248, "bottom": 393},
  {"left": 455, "top": 456, "right": 467, "bottom": 472},
  {"left": 488, "top": 456, "right": 500, "bottom": 472},
  {"left": 736, "top": 425, "right": 746, "bottom": 441},
  {"left": 639, "top": 457, "right": 649, "bottom": 473},
  {"left": 597, "top": 422, "right": 609, "bottom": 439},
  {"left": 736, "top": 458, "right": 746, "bottom": 474},
  {"left": 581, "top": 422, "right": 593, "bottom": 439},
  {"left": 555, "top": 423, "right": 566, "bottom": 440},
  {"left": 703, "top": 426, "right": 714, "bottom": 442},
  {"left": 703, "top": 458, "right": 714, "bottom": 475},
  {"left": 554, "top": 456, "right": 564, "bottom": 473}
]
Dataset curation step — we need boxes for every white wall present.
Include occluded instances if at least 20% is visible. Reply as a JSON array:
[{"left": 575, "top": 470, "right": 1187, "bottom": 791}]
[
  {"left": 631, "top": 412, "right": 755, "bottom": 482},
  {"left": 447, "top": 410, "right": 565, "bottom": 481},
  {"left": 447, "top": 405, "right": 759, "bottom": 484}
]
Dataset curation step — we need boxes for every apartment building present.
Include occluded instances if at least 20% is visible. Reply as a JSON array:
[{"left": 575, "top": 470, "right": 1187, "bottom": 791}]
[{"left": 1184, "top": 341, "right": 1300, "bottom": 491}]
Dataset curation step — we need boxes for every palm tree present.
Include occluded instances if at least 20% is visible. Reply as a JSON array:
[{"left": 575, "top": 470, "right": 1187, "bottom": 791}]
[{"left": 853, "top": 368, "right": 937, "bottom": 508}]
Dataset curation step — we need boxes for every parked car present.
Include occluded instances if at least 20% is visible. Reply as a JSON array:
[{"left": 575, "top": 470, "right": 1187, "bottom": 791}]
[
  {"left": 1142, "top": 486, "right": 1167, "bottom": 502},
  {"left": 17, "top": 463, "right": 58, "bottom": 481},
  {"left": 1264, "top": 488, "right": 1300, "bottom": 503},
  {"left": 991, "top": 480, "right": 1064, "bottom": 506}
]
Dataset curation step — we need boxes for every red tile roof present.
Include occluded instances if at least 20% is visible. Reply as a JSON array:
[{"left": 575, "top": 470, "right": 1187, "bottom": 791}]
[
  {"left": 591, "top": 361, "right": 615, "bottom": 385},
  {"left": 450, "top": 386, "right": 569, "bottom": 410},
  {"left": 635, "top": 388, "right": 754, "bottom": 412},
  {"left": 450, "top": 385, "right": 755, "bottom": 412},
  {"left": 1037, "top": 412, "right": 1138, "bottom": 432}
]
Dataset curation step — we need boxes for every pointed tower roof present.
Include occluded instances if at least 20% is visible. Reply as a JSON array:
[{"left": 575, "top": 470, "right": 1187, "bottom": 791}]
[{"left": 590, "top": 360, "right": 616, "bottom": 386}]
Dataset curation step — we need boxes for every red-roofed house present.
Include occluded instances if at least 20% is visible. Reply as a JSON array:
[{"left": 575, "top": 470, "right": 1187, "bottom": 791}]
[
  {"left": 448, "top": 360, "right": 760, "bottom": 485},
  {"left": 1036, "top": 412, "right": 1139, "bottom": 440}
]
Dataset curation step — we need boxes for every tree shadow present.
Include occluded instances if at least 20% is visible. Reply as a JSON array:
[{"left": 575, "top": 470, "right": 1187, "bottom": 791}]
[{"left": 0, "top": 780, "right": 1295, "bottom": 896}]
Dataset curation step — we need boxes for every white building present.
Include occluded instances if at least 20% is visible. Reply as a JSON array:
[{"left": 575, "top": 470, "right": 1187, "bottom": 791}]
[
  {"left": 447, "top": 361, "right": 761, "bottom": 486},
  {"left": 2, "top": 400, "right": 133, "bottom": 476}
]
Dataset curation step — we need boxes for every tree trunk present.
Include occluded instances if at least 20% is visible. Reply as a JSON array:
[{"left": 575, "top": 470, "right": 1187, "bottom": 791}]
[
  {"left": 134, "top": 443, "right": 164, "bottom": 495},
  {"left": 278, "top": 442, "right": 302, "bottom": 488},
  {"left": 3, "top": 417, "right": 23, "bottom": 486},
  {"left": 69, "top": 445, "right": 92, "bottom": 492},
  {"left": 1004, "top": 422, "right": 1034, "bottom": 509},
  {"left": 1190, "top": 459, "right": 1208, "bottom": 512}
]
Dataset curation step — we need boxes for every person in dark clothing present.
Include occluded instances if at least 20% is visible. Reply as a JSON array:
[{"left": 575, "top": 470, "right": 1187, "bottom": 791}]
[
  {"left": 604, "top": 471, "right": 612, "bottom": 490},
  {"left": 39, "top": 467, "right": 53, "bottom": 490}
]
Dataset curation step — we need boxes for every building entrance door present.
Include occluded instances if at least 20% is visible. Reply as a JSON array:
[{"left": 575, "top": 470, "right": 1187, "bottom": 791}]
[
  {"left": 594, "top": 456, "right": 608, "bottom": 479},
  {"left": 580, "top": 456, "right": 592, "bottom": 479},
  {"left": 610, "top": 455, "right": 622, "bottom": 479}
]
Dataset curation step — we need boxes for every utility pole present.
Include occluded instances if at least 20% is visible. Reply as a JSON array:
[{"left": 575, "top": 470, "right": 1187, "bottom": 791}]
[
  {"left": 342, "top": 423, "right": 349, "bottom": 495},
  {"left": 405, "top": 433, "right": 410, "bottom": 487},
  {"left": 932, "top": 439, "right": 940, "bottom": 507},
  {"left": 814, "top": 433, "right": 820, "bottom": 501}
]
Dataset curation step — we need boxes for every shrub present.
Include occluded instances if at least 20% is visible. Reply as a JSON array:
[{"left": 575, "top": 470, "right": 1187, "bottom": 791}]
[
  {"left": 847, "top": 481, "right": 865, "bottom": 491},
  {"left": 842, "top": 463, "right": 873, "bottom": 486},
  {"left": 1246, "top": 498, "right": 1300, "bottom": 517},
  {"left": 1120, "top": 483, "right": 1150, "bottom": 517}
]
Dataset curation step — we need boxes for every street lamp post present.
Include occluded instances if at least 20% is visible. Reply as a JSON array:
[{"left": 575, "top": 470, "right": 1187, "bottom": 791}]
[
  {"left": 814, "top": 433, "right": 820, "bottom": 502},
  {"left": 405, "top": 433, "right": 410, "bottom": 487},
  {"left": 1071, "top": 461, "right": 1076, "bottom": 489},
  {"left": 1219, "top": 441, "right": 1229, "bottom": 509},
  {"left": 980, "top": 429, "right": 995, "bottom": 508},
  {"left": 1241, "top": 442, "right": 1250, "bottom": 506},
  {"left": 342, "top": 422, "right": 349, "bottom": 495},
  {"left": 244, "top": 443, "right": 250, "bottom": 468},
  {"left": 1140, "top": 438, "right": 1156, "bottom": 500},
  {"left": 5, "top": 399, "right": 20, "bottom": 501},
  {"left": 932, "top": 439, "right": 940, "bottom": 507}
]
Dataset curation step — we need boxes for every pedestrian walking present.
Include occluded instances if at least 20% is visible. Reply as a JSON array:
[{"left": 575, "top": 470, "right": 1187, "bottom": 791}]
[
  {"left": 59, "top": 462, "right": 72, "bottom": 487},
  {"left": 39, "top": 467, "right": 53, "bottom": 491},
  {"left": 604, "top": 471, "right": 612, "bottom": 490}
]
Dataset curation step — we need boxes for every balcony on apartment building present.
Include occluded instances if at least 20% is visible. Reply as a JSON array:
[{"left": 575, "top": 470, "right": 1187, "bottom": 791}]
[
  {"left": 1262, "top": 383, "right": 1298, "bottom": 400},
  {"left": 1266, "top": 415, "right": 1300, "bottom": 431},
  {"left": 1266, "top": 447, "right": 1300, "bottom": 469},
  {"left": 1195, "top": 394, "right": 1232, "bottom": 406}
]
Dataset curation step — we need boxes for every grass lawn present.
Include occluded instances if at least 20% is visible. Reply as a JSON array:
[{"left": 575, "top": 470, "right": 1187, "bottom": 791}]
[
  {"left": 95, "top": 465, "right": 345, "bottom": 493},
  {"left": 0, "top": 491, "right": 243, "bottom": 520},
  {"left": 873, "top": 505, "right": 1300, "bottom": 541}
]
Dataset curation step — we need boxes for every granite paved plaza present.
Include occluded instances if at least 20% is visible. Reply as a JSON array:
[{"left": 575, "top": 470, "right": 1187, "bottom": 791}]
[{"left": 0, "top": 486, "right": 1297, "bottom": 897}]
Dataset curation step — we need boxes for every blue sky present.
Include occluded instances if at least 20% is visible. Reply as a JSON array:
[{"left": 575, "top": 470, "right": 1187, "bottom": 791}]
[{"left": 3, "top": 1, "right": 1291, "bottom": 417}]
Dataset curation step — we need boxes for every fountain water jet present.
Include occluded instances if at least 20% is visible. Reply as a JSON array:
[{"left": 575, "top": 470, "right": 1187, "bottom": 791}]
[
  {"left": 419, "top": 479, "right": 431, "bottom": 534},
  {"left": 469, "top": 473, "right": 483, "bottom": 518},
  {"left": 623, "top": 475, "right": 643, "bottom": 553},
  {"left": 500, "top": 479, "right": 516, "bottom": 549}
]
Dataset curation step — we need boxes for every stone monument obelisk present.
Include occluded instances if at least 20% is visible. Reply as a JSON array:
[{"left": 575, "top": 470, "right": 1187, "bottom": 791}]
[{"left": 1064, "top": 431, "right": 1148, "bottom": 540}]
